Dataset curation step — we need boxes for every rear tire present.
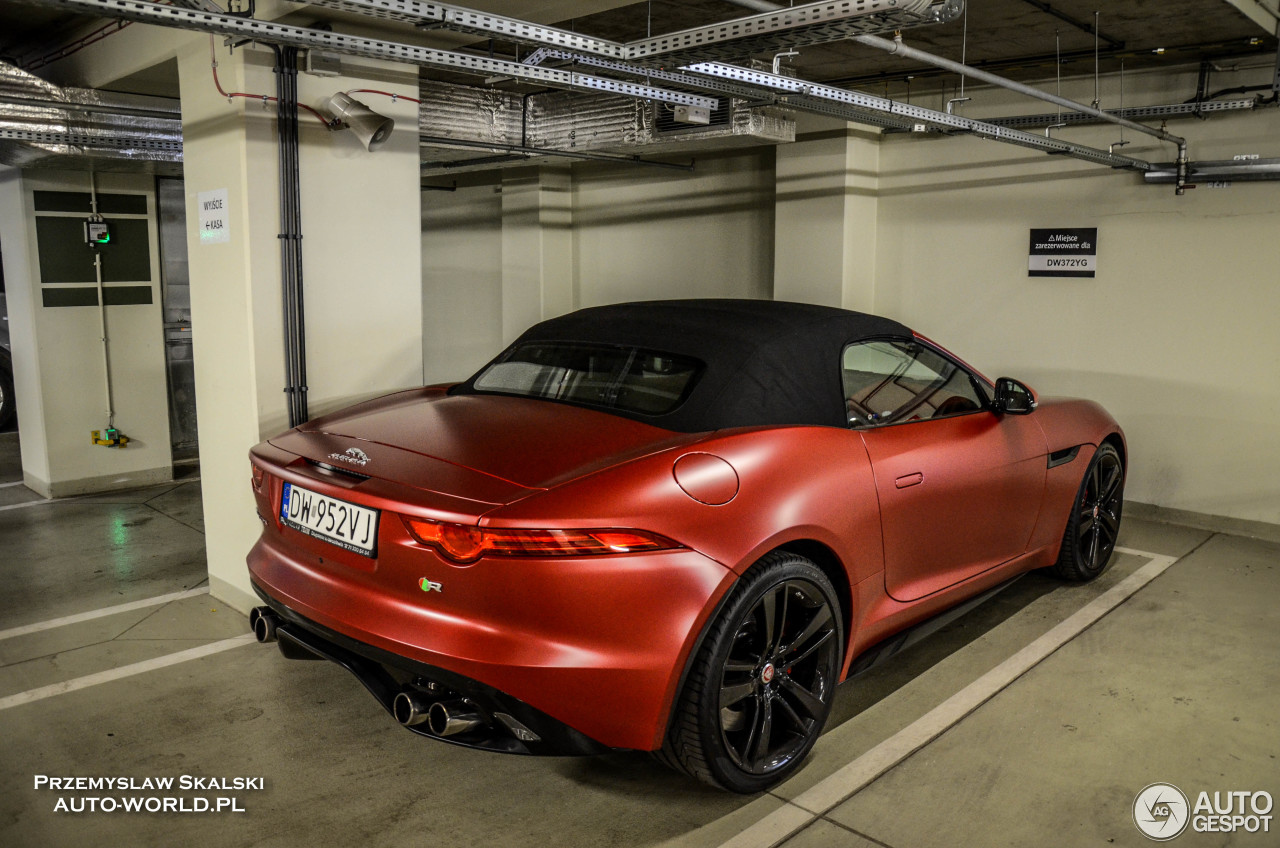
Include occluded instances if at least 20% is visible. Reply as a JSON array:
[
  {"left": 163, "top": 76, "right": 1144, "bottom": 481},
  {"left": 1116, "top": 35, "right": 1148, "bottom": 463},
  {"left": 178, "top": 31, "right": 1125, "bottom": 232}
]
[
  {"left": 1052, "top": 443, "right": 1124, "bottom": 581},
  {"left": 660, "top": 552, "right": 842, "bottom": 793}
]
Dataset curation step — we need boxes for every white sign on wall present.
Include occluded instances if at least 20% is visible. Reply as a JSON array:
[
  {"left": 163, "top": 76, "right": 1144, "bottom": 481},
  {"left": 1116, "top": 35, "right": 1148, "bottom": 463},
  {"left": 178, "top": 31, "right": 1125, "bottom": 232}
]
[{"left": 197, "top": 188, "right": 230, "bottom": 245}]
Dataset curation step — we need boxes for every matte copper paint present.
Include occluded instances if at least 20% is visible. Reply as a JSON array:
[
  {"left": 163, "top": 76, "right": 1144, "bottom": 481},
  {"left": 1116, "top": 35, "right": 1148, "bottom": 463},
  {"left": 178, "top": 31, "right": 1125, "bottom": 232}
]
[{"left": 247, "top": 344, "right": 1124, "bottom": 753}]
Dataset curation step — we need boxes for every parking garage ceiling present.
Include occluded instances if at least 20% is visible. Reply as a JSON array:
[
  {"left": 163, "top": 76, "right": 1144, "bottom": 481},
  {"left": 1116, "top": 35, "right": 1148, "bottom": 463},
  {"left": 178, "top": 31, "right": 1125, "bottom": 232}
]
[
  {"left": 556, "top": 0, "right": 1277, "bottom": 88},
  {"left": 0, "top": 0, "right": 1274, "bottom": 96}
]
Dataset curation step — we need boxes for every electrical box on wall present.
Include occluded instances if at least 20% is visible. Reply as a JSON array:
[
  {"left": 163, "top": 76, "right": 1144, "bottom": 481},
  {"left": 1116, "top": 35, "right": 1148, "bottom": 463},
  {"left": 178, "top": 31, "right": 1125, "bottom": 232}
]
[
  {"left": 84, "top": 219, "right": 110, "bottom": 245},
  {"left": 91, "top": 428, "right": 129, "bottom": 448},
  {"left": 302, "top": 49, "right": 343, "bottom": 77}
]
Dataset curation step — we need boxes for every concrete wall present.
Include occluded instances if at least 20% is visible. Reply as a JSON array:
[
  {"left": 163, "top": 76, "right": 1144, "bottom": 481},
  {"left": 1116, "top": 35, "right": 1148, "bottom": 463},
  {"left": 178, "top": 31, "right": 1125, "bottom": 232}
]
[
  {"left": 0, "top": 168, "right": 172, "bottom": 497},
  {"left": 573, "top": 151, "right": 776, "bottom": 306},
  {"left": 420, "top": 150, "right": 776, "bottom": 384},
  {"left": 422, "top": 184, "right": 504, "bottom": 384},
  {"left": 873, "top": 65, "right": 1280, "bottom": 527},
  {"left": 774, "top": 119, "right": 879, "bottom": 312}
]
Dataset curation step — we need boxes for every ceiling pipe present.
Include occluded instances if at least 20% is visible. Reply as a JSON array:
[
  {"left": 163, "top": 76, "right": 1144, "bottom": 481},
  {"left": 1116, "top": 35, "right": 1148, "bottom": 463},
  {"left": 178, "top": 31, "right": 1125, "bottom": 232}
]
[
  {"left": 854, "top": 33, "right": 1185, "bottom": 149},
  {"left": 419, "top": 135, "right": 694, "bottom": 172},
  {"left": 856, "top": 32, "right": 1191, "bottom": 193},
  {"left": 722, "top": 0, "right": 1192, "bottom": 194}
]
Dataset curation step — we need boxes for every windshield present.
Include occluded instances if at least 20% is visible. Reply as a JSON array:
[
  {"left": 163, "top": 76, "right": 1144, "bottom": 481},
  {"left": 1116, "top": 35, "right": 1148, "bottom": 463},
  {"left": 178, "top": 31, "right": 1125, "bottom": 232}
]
[{"left": 472, "top": 342, "right": 702, "bottom": 416}]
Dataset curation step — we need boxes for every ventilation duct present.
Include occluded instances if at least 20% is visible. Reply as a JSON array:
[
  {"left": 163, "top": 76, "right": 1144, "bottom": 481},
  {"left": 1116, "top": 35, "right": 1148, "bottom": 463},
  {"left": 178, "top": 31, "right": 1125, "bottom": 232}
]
[
  {"left": 0, "top": 61, "right": 182, "bottom": 173},
  {"left": 419, "top": 79, "right": 793, "bottom": 175}
]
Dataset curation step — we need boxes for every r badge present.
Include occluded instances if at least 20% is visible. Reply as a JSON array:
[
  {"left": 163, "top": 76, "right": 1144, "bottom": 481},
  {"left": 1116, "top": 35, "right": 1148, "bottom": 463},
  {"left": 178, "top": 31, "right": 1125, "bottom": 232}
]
[{"left": 419, "top": 578, "right": 443, "bottom": 593}]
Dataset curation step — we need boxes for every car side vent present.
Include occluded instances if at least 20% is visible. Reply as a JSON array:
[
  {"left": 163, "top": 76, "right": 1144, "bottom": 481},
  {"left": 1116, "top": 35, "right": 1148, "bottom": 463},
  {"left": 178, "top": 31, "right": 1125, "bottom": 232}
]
[
  {"left": 1047, "top": 446, "right": 1082, "bottom": 469},
  {"left": 307, "top": 459, "right": 371, "bottom": 481}
]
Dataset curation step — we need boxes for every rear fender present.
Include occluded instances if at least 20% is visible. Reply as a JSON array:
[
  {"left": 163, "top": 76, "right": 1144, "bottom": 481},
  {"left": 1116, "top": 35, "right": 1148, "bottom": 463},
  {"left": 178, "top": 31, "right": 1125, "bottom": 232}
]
[
  {"left": 485, "top": 425, "right": 885, "bottom": 748},
  {"left": 483, "top": 426, "right": 884, "bottom": 585}
]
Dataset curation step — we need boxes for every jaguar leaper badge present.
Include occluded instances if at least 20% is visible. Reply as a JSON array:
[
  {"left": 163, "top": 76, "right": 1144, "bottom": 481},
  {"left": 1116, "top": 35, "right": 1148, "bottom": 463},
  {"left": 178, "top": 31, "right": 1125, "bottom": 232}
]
[
  {"left": 329, "top": 447, "right": 370, "bottom": 466},
  {"left": 419, "top": 578, "right": 443, "bottom": 593}
]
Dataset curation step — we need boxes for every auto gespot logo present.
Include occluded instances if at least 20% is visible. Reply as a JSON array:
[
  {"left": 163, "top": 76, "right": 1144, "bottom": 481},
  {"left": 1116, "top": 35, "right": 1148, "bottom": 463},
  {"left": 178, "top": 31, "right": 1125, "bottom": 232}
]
[{"left": 1134, "top": 783, "right": 1273, "bottom": 840}]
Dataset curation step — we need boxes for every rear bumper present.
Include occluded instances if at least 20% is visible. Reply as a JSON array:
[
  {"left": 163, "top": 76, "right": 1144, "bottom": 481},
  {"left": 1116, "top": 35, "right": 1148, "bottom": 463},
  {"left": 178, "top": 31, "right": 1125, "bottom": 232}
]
[
  {"left": 252, "top": 583, "right": 610, "bottom": 755},
  {"left": 247, "top": 529, "right": 735, "bottom": 752}
]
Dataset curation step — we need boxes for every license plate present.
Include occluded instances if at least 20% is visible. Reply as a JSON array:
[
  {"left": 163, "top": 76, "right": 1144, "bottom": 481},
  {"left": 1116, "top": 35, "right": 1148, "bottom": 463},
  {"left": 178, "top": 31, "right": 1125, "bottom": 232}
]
[{"left": 280, "top": 482, "right": 379, "bottom": 557}]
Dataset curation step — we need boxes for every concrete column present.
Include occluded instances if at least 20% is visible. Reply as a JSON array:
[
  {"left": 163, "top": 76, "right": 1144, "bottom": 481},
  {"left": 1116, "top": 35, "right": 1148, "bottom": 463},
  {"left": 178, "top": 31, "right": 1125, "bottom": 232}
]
[
  {"left": 0, "top": 166, "right": 172, "bottom": 497},
  {"left": 178, "top": 42, "right": 422, "bottom": 611},
  {"left": 0, "top": 167, "right": 47, "bottom": 483},
  {"left": 500, "top": 165, "right": 575, "bottom": 343},
  {"left": 422, "top": 184, "right": 504, "bottom": 384},
  {"left": 773, "top": 117, "right": 880, "bottom": 312}
]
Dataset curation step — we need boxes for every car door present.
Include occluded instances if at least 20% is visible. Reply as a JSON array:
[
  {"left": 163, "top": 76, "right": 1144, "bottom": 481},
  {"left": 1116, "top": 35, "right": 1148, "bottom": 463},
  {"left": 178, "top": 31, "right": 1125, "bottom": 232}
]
[{"left": 844, "top": 338, "right": 1047, "bottom": 602}]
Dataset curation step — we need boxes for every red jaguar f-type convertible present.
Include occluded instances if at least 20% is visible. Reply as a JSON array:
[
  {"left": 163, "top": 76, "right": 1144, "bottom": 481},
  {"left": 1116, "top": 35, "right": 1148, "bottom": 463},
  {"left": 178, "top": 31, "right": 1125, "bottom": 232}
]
[{"left": 246, "top": 299, "right": 1125, "bottom": 792}]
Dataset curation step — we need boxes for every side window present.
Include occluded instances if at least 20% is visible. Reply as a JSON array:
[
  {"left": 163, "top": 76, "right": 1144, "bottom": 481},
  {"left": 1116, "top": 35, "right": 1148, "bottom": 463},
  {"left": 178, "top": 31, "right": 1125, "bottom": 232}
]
[{"left": 841, "top": 339, "right": 985, "bottom": 428}]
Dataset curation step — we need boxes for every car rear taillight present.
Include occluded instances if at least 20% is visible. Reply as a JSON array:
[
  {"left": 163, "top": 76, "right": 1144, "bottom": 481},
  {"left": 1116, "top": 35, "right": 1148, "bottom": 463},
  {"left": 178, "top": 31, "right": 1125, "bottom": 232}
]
[
  {"left": 401, "top": 516, "right": 682, "bottom": 563},
  {"left": 251, "top": 463, "right": 266, "bottom": 490}
]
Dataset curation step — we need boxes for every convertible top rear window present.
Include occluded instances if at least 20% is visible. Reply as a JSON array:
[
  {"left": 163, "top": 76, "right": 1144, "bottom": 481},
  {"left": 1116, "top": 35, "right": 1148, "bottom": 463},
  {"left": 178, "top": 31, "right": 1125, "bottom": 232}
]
[{"left": 473, "top": 342, "right": 702, "bottom": 416}]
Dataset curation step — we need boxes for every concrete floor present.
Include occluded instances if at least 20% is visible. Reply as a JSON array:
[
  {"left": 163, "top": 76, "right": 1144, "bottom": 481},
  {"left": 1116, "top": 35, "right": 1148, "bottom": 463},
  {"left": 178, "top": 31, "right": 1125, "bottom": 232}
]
[{"left": 0, "top": 428, "right": 1276, "bottom": 848}]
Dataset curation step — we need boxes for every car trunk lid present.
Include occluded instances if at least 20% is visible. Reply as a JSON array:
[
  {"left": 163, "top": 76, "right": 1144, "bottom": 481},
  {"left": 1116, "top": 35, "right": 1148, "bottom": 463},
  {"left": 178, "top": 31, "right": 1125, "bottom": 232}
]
[{"left": 272, "top": 387, "right": 700, "bottom": 507}]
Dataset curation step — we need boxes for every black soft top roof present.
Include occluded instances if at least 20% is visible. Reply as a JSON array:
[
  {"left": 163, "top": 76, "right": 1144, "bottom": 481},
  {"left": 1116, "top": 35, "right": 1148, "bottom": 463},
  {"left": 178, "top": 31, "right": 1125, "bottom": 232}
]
[{"left": 454, "top": 299, "right": 913, "bottom": 432}]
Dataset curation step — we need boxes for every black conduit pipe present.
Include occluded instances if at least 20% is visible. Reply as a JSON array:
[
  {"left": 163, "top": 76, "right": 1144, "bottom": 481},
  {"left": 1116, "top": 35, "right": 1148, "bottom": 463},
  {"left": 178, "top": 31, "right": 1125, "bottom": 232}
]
[{"left": 273, "top": 45, "right": 308, "bottom": 427}]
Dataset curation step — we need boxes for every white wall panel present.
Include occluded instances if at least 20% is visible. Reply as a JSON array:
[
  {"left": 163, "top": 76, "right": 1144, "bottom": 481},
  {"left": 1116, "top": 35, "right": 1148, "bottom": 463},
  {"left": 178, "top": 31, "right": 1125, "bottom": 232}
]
[
  {"left": 573, "top": 151, "right": 776, "bottom": 306},
  {"left": 874, "top": 67, "right": 1280, "bottom": 526},
  {"left": 422, "top": 184, "right": 503, "bottom": 384}
]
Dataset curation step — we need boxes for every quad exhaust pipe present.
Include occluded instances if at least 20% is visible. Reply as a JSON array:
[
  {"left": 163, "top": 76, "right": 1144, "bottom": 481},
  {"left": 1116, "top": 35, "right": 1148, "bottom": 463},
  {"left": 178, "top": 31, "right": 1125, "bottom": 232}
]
[
  {"left": 248, "top": 608, "right": 540, "bottom": 747},
  {"left": 393, "top": 691, "right": 431, "bottom": 727},
  {"left": 249, "top": 607, "right": 323, "bottom": 660},
  {"left": 249, "top": 606, "right": 280, "bottom": 643},
  {"left": 393, "top": 691, "right": 485, "bottom": 737},
  {"left": 428, "top": 700, "right": 485, "bottom": 737}
]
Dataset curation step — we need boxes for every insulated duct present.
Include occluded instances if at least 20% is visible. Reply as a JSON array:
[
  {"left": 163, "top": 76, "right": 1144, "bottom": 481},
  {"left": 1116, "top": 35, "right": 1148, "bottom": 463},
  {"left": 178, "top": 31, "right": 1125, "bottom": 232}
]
[
  {"left": 528, "top": 91, "right": 793, "bottom": 155},
  {"left": 419, "top": 78, "right": 794, "bottom": 176},
  {"left": 0, "top": 61, "right": 181, "bottom": 172}
]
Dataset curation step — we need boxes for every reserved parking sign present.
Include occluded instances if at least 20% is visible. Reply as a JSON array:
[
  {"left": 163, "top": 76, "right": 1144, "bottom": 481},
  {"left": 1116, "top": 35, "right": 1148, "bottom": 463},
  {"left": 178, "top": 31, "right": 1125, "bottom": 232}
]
[{"left": 1029, "top": 228, "right": 1097, "bottom": 278}]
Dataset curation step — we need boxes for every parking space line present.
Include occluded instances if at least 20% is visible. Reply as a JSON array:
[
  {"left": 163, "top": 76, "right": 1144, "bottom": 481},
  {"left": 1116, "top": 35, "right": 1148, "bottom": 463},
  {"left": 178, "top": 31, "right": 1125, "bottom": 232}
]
[
  {"left": 719, "top": 547, "right": 1179, "bottom": 848},
  {"left": 0, "top": 587, "right": 211, "bottom": 642},
  {"left": 0, "top": 634, "right": 257, "bottom": 713},
  {"left": 0, "top": 496, "right": 51, "bottom": 512},
  {"left": 0, "top": 477, "right": 201, "bottom": 513},
  {"left": 0, "top": 480, "right": 27, "bottom": 488}
]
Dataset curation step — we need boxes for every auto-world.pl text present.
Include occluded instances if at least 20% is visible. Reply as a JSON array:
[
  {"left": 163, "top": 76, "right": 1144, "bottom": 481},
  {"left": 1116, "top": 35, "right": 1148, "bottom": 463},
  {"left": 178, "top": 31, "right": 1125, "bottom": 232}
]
[{"left": 34, "top": 775, "right": 265, "bottom": 813}]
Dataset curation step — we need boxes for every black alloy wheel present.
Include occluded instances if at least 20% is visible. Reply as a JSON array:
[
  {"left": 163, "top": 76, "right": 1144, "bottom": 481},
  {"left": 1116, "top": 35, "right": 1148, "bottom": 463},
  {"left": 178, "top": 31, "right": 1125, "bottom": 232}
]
[
  {"left": 659, "top": 552, "right": 842, "bottom": 793},
  {"left": 1053, "top": 443, "right": 1124, "bottom": 581}
]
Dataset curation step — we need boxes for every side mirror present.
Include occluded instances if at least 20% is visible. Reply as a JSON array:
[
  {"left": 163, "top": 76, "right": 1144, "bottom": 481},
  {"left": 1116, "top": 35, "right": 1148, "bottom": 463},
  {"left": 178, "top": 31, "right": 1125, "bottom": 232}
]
[{"left": 993, "top": 377, "right": 1037, "bottom": 415}]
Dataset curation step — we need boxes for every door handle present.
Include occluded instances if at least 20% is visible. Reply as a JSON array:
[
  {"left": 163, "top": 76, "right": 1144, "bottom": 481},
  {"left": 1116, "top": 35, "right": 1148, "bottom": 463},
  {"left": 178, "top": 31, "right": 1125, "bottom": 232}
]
[{"left": 895, "top": 472, "right": 924, "bottom": 489}]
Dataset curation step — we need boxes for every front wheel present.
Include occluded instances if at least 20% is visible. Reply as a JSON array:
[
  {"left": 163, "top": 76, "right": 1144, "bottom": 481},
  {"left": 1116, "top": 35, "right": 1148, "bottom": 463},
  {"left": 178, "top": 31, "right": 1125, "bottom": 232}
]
[
  {"left": 1052, "top": 443, "right": 1124, "bottom": 581},
  {"left": 659, "top": 552, "right": 843, "bottom": 793}
]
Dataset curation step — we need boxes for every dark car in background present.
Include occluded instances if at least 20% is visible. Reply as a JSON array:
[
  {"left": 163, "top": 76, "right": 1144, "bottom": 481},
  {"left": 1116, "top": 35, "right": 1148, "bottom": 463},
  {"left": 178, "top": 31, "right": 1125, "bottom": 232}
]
[{"left": 0, "top": 289, "right": 14, "bottom": 431}]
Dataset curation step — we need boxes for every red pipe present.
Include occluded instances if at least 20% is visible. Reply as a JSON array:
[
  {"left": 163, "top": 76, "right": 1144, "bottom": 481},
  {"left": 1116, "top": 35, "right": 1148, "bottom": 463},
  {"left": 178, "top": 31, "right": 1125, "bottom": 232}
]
[{"left": 209, "top": 35, "right": 331, "bottom": 126}]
